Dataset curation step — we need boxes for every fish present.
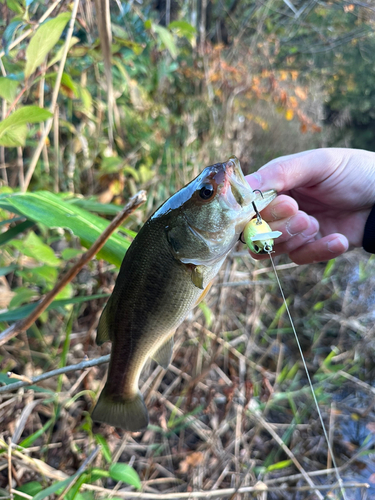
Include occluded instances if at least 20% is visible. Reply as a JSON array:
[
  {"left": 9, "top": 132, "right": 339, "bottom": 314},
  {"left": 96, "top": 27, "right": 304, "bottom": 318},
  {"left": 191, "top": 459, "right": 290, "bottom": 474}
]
[{"left": 91, "top": 156, "right": 276, "bottom": 431}]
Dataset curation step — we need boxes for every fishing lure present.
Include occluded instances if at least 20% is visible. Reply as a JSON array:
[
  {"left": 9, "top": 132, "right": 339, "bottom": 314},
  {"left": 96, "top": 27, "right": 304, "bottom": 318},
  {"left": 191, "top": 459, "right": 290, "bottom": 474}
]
[{"left": 243, "top": 199, "right": 282, "bottom": 254}]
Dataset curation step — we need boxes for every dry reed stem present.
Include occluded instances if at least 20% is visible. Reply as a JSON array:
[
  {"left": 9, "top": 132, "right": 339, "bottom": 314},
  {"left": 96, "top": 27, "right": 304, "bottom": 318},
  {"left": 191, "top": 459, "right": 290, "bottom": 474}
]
[
  {"left": 23, "top": 0, "right": 80, "bottom": 191},
  {"left": 249, "top": 408, "right": 325, "bottom": 499},
  {"left": 0, "top": 190, "right": 146, "bottom": 347},
  {"left": 81, "top": 481, "right": 369, "bottom": 498}
]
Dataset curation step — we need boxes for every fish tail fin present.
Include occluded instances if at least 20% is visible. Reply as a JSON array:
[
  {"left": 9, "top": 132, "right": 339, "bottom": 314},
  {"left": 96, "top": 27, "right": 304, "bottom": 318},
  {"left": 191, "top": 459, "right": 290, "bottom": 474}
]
[{"left": 91, "top": 386, "right": 149, "bottom": 432}]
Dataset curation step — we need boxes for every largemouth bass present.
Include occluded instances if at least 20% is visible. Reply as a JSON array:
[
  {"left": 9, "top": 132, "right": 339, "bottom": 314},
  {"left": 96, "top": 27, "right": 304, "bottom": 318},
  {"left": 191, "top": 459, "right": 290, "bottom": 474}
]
[{"left": 92, "top": 156, "right": 276, "bottom": 431}]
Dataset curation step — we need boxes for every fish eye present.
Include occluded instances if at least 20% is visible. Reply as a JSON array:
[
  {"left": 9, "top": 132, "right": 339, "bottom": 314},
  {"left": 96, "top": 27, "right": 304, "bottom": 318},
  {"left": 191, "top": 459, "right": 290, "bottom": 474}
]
[
  {"left": 253, "top": 244, "right": 260, "bottom": 253},
  {"left": 199, "top": 183, "right": 215, "bottom": 200}
]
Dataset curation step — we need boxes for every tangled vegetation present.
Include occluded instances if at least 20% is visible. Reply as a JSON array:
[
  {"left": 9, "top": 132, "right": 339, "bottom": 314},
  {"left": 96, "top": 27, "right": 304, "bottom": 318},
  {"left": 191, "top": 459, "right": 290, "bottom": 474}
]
[{"left": 1, "top": 1, "right": 375, "bottom": 499}]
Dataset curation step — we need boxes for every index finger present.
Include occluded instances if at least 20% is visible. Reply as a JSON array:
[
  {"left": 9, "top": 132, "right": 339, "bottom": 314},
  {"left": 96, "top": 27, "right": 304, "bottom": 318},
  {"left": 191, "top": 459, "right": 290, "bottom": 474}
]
[{"left": 246, "top": 148, "right": 346, "bottom": 193}]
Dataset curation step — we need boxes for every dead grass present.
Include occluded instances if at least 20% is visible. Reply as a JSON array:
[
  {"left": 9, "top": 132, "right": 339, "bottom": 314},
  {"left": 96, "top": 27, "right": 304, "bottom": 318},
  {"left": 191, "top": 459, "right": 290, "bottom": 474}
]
[{"left": 1, "top": 246, "right": 375, "bottom": 500}]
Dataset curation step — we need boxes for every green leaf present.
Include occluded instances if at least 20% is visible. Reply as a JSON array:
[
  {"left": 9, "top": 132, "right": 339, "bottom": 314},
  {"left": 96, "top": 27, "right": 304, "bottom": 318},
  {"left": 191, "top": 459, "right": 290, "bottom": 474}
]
[
  {"left": 153, "top": 24, "right": 177, "bottom": 59},
  {"left": 168, "top": 20, "right": 196, "bottom": 42},
  {"left": 266, "top": 459, "right": 293, "bottom": 472},
  {"left": 61, "top": 247, "right": 83, "bottom": 260},
  {"left": 32, "top": 472, "right": 80, "bottom": 500},
  {"left": 60, "top": 72, "right": 78, "bottom": 96},
  {"left": 0, "top": 124, "right": 28, "bottom": 147},
  {"left": 19, "top": 418, "right": 54, "bottom": 448},
  {"left": 48, "top": 36, "right": 80, "bottom": 68},
  {"left": 16, "top": 265, "right": 58, "bottom": 288},
  {"left": 94, "top": 434, "right": 112, "bottom": 464},
  {"left": 88, "top": 468, "right": 110, "bottom": 482},
  {"left": 25, "top": 12, "right": 71, "bottom": 77},
  {"left": 0, "top": 219, "right": 34, "bottom": 245},
  {"left": 11, "top": 231, "right": 61, "bottom": 267},
  {"left": 198, "top": 301, "right": 213, "bottom": 328},
  {"left": 0, "top": 77, "right": 19, "bottom": 103},
  {"left": 6, "top": 0, "right": 24, "bottom": 15},
  {"left": 0, "top": 191, "right": 131, "bottom": 266},
  {"left": 13, "top": 481, "right": 43, "bottom": 500},
  {"left": 9, "top": 287, "right": 39, "bottom": 309},
  {"left": 0, "top": 293, "right": 109, "bottom": 322},
  {"left": 69, "top": 199, "right": 123, "bottom": 216},
  {"left": 109, "top": 463, "right": 141, "bottom": 490},
  {"left": 0, "top": 106, "right": 52, "bottom": 144}
]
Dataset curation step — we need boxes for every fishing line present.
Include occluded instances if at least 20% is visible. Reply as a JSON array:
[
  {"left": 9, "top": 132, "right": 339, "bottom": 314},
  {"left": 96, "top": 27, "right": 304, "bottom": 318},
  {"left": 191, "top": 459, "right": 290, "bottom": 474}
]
[{"left": 267, "top": 251, "right": 348, "bottom": 500}]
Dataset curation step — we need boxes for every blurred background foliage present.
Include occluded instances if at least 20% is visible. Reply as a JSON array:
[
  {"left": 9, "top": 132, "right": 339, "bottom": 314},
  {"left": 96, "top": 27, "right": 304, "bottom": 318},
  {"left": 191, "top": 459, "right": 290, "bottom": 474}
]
[
  {"left": 1, "top": 1, "right": 375, "bottom": 498},
  {"left": 1, "top": 0, "right": 374, "bottom": 206}
]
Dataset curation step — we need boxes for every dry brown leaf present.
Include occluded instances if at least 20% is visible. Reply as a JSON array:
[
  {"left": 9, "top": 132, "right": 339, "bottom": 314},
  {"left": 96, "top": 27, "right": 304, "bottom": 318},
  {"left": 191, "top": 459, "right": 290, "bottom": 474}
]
[{"left": 179, "top": 451, "right": 204, "bottom": 473}]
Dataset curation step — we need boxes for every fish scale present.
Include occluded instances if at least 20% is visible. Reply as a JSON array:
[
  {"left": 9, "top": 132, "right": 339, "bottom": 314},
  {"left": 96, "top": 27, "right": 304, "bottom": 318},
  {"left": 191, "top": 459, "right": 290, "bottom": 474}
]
[{"left": 91, "top": 157, "right": 277, "bottom": 431}]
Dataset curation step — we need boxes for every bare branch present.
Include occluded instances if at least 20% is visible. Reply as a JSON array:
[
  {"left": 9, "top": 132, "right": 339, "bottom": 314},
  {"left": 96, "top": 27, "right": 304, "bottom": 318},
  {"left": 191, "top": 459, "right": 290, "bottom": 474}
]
[
  {"left": 0, "top": 355, "right": 110, "bottom": 394},
  {"left": 0, "top": 190, "right": 147, "bottom": 347},
  {"left": 82, "top": 481, "right": 369, "bottom": 498}
]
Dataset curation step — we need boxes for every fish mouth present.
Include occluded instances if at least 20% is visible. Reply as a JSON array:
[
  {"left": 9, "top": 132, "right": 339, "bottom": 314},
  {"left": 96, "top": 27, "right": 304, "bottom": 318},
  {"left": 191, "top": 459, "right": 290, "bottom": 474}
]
[
  {"left": 220, "top": 156, "right": 277, "bottom": 231},
  {"left": 221, "top": 156, "right": 255, "bottom": 211}
]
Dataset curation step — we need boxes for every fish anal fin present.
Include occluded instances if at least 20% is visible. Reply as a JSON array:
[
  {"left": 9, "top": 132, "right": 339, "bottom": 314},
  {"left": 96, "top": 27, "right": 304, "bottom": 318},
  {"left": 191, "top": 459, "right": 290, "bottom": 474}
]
[
  {"left": 96, "top": 306, "right": 112, "bottom": 346},
  {"left": 191, "top": 265, "right": 205, "bottom": 289},
  {"left": 152, "top": 336, "right": 174, "bottom": 369},
  {"left": 91, "top": 387, "right": 149, "bottom": 432}
]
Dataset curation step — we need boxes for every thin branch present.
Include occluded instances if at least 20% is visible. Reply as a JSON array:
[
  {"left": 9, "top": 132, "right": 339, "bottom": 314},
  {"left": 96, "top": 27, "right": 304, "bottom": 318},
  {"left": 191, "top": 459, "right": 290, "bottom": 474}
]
[
  {"left": 0, "top": 190, "right": 147, "bottom": 347},
  {"left": 23, "top": 0, "right": 80, "bottom": 191},
  {"left": 82, "top": 482, "right": 369, "bottom": 498},
  {"left": 0, "top": 355, "right": 110, "bottom": 394}
]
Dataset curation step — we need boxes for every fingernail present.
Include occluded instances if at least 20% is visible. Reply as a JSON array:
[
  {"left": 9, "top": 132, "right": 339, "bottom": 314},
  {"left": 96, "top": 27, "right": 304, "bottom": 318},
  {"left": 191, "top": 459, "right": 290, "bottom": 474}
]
[{"left": 327, "top": 235, "right": 348, "bottom": 253}]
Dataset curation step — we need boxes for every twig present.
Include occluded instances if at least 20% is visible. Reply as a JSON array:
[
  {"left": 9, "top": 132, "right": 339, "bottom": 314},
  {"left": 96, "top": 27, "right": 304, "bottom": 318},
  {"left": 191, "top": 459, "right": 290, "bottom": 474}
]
[
  {"left": 248, "top": 408, "right": 325, "bottom": 500},
  {"left": 0, "top": 355, "right": 110, "bottom": 394},
  {"left": 0, "top": 190, "right": 146, "bottom": 347},
  {"left": 7, "top": 438, "right": 12, "bottom": 499},
  {"left": 23, "top": 0, "right": 80, "bottom": 191},
  {"left": 82, "top": 482, "right": 369, "bottom": 498}
]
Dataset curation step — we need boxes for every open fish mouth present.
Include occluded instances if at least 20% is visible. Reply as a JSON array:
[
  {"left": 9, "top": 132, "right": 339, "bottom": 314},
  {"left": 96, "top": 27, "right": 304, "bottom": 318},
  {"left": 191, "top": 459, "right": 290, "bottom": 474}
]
[{"left": 220, "top": 156, "right": 256, "bottom": 211}]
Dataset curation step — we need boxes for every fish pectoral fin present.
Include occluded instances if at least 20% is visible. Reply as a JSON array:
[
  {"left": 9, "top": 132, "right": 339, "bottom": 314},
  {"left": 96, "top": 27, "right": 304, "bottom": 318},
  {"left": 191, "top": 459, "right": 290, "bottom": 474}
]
[
  {"left": 96, "top": 306, "right": 112, "bottom": 345},
  {"left": 91, "top": 387, "right": 149, "bottom": 432},
  {"left": 191, "top": 265, "right": 205, "bottom": 289},
  {"left": 151, "top": 336, "right": 174, "bottom": 369}
]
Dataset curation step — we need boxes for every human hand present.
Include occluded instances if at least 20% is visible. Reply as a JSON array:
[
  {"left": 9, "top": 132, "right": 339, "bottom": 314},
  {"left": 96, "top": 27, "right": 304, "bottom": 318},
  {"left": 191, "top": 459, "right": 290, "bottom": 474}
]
[{"left": 246, "top": 148, "right": 375, "bottom": 264}]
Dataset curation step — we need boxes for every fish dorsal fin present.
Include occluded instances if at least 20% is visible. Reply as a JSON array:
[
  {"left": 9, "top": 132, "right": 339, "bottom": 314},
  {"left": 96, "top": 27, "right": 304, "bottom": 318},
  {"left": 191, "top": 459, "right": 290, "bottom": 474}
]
[
  {"left": 152, "top": 336, "right": 174, "bottom": 369},
  {"left": 191, "top": 265, "right": 205, "bottom": 289},
  {"left": 96, "top": 306, "right": 112, "bottom": 345}
]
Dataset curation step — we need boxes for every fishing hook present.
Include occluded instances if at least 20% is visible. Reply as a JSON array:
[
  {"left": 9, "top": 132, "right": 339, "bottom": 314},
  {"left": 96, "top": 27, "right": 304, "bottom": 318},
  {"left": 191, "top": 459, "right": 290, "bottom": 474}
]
[
  {"left": 252, "top": 189, "right": 264, "bottom": 224},
  {"left": 240, "top": 189, "right": 265, "bottom": 243}
]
